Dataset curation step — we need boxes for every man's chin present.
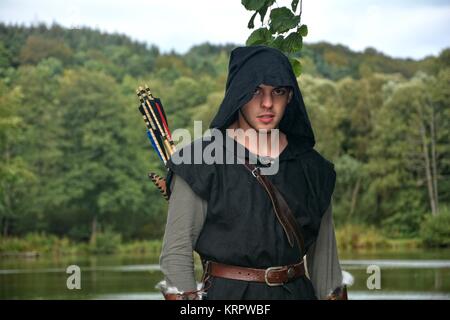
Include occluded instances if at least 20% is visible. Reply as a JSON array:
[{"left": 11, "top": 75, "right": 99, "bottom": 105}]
[{"left": 253, "top": 123, "right": 279, "bottom": 132}]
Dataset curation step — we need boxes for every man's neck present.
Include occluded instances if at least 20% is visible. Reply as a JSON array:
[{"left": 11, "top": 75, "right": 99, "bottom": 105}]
[{"left": 226, "top": 122, "right": 287, "bottom": 158}]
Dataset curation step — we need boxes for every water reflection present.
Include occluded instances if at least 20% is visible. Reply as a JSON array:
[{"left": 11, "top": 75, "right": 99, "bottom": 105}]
[
  {"left": 0, "top": 249, "right": 449, "bottom": 300},
  {"left": 342, "top": 260, "right": 450, "bottom": 269}
]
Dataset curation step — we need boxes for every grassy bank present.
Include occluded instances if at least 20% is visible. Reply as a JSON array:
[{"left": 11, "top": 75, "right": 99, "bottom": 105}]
[
  {"left": 336, "top": 211, "right": 450, "bottom": 251},
  {"left": 0, "top": 232, "right": 162, "bottom": 257},
  {"left": 335, "top": 224, "right": 423, "bottom": 251},
  {"left": 1, "top": 221, "right": 448, "bottom": 257}
]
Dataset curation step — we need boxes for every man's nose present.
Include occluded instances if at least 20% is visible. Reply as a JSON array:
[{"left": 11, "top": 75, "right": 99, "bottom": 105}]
[{"left": 261, "top": 93, "right": 273, "bottom": 108}]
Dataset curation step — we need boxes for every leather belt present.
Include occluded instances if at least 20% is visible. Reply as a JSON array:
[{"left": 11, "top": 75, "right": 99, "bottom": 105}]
[{"left": 207, "top": 260, "right": 305, "bottom": 286}]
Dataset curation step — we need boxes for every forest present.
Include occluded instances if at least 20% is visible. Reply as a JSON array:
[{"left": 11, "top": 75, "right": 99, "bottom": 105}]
[{"left": 0, "top": 23, "right": 449, "bottom": 254}]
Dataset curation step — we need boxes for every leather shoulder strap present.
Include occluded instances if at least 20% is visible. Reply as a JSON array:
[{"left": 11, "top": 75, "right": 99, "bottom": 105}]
[{"left": 243, "top": 161, "right": 305, "bottom": 256}]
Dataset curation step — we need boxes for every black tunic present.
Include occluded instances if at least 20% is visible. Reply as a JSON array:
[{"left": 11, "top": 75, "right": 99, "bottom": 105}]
[{"left": 165, "top": 46, "right": 336, "bottom": 299}]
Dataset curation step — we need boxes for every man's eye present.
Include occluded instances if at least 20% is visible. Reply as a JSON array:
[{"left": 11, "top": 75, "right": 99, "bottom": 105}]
[
  {"left": 273, "top": 88, "right": 287, "bottom": 95},
  {"left": 253, "top": 88, "right": 261, "bottom": 95}
]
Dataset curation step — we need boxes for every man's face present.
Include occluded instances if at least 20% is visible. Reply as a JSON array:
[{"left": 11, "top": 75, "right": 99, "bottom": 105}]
[{"left": 237, "top": 84, "right": 292, "bottom": 131}]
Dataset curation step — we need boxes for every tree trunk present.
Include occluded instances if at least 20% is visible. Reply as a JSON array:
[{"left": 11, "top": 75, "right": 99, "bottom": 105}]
[
  {"left": 430, "top": 103, "right": 439, "bottom": 214},
  {"left": 90, "top": 215, "right": 97, "bottom": 244},
  {"left": 420, "top": 119, "right": 437, "bottom": 215},
  {"left": 350, "top": 177, "right": 361, "bottom": 217},
  {"left": 2, "top": 218, "right": 8, "bottom": 237}
]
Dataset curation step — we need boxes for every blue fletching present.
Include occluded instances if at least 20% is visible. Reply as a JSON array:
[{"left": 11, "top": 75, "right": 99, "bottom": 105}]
[{"left": 147, "top": 130, "right": 164, "bottom": 162}]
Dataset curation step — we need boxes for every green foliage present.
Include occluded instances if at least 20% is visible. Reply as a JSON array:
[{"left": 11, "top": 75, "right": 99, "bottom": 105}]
[
  {"left": 0, "top": 81, "right": 36, "bottom": 236},
  {"left": 118, "top": 239, "right": 162, "bottom": 255},
  {"left": 332, "top": 155, "right": 366, "bottom": 224},
  {"left": 380, "top": 189, "right": 426, "bottom": 238},
  {"left": 420, "top": 207, "right": 450, "bottom": 247},
  {"left": 299, "top": 75, "right": 343, "bottom": 158},
  {"left": 169, "top": 76, "right": 210, "bottom": 111},
  {"left": 0, "top": 41, "right": 12, "bottom": 70},
  {"left": 269, "top": 7, "right": 300, "bottom": 33},
  {"left": 336, "top": 224, "right": 389, "bottom": 250},
  {"left": 55, "top": 69, "right": 150, "bottom": 218},
  {"left": 242, "top": 0, "right": 273, "bottom": 11},
  {"left": 298, "top": 24, "right": 308, "bottom": 37},
  {"left": 184, "top": 43, "right": 234, "bottom": 77},
  {"left": 0, "top": 233, "right": 165, "bottom": 256},
  {"left": 19, "top": 35, "right": 73, "bottom": 65},
  {"left": 89, "top": 229, "right": 122, "bottom": 254},
  {"left": 283, "top": 32, "right": 303, "bottom": 52},
  {"left": 246, "top": 28, "right": 272, "bottom": 46},
  {"left": 0, "top": 23, "right": 448, "bottom": 244},
  {"left": 242, "top": 0, "right": 306, "bottom": 76},
  {"left": 0, "top": 233, "right": 75, "bottom": 255}
]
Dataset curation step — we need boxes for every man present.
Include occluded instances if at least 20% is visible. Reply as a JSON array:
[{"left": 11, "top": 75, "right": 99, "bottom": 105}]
[{"left": 158, "top": 45, "right": 347, "bottom": 300}]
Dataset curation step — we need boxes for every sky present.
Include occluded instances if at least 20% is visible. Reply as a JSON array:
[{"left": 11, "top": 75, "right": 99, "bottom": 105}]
[{"left": 0, "top": 0, "right": 449, "bottom": 60}]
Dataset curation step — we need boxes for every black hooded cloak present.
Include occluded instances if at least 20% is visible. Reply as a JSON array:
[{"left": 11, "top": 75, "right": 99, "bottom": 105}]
[{"left": 165, "top": 45, "right": 336, "bottom": 300}]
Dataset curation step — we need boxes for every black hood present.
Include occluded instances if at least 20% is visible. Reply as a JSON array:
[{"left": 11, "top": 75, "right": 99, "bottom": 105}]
[
  {"left": 166, "top": 46, "right": 336, "bottom": 242},
  {"left": 209, "top": 45, "right": 315, "bottom": 152}
]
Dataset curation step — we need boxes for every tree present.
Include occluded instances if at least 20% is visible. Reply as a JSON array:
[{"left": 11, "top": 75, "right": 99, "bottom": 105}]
[
  {"left": 367, "top": 71, "right": 450, "bottom": 228},
  {"left": 11, "top": 58, "right": 65, "bottom": 233},
  {"left": 19, "top": 35, "right": 73, "bottom": 65},
  {"left": 0, "top": 82, "right": 35, "bottom": 236},
  {"left": 298, "top": 74, "right": 344, "bottom": 159},
  {"left": 53, "top": 69, "right": 154, "bottom": 242}
]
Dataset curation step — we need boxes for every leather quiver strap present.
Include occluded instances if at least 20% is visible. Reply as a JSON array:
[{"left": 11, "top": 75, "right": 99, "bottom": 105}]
[{"left": 243, "top": 161, "right": 305, "bottom": 255}]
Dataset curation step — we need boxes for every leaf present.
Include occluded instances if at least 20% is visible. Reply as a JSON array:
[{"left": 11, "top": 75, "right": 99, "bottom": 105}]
[
  {"left": 259, "top": 5, "right": 268, "bottom": 23},
  {"left": 242, "top": 1, "right": 275, "bottom": 24},
  {"left": 298, "top": 24, "right": 308, "bottom": 37},
  {"left": 291, "top": 0, "right": 299, "bottom": 12},
  {"left": 282, "top": 32, "right": 303, "bottom": 53},
  {"left": 269, "top": 35, "right": 285, "bottom": 51},
  {"left": 241, "top": 0, "right": 267, "bottom": 11},
  {"left": 248, "top": 12, "right": 258, "bottom": 29},
  {"left": 246, "top": 28, "right": 272, "bottom": 46},
  {"left": 289, "top": 58, "right": 302, "bottom": 77},
  {"left": 269, "top": 7, "right": 300, "bottom": 34}
]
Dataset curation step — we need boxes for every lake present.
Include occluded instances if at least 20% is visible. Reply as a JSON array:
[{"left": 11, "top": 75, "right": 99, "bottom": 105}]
[{"left": 1, "top": 249, "right": 449, "bottom": 300}]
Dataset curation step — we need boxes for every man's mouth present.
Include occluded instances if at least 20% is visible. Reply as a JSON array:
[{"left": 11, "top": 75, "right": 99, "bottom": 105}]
[{"left": 257, "top": 114, "right": 275, "bottom": 124}]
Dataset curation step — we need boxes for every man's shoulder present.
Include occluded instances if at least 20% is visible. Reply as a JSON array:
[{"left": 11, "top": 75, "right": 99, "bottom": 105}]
[
  {"left": 302, "top": 149, "right": 335, "bottom": 171},
  {"left": 166, "top": 135, "right": 219, "bottom": 201},
  {"left": 169, "top": 135, "right": 218, "bottom": 163}
]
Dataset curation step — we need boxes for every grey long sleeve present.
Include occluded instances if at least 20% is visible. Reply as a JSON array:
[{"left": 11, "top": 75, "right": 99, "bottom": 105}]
[
  {"left": 159, "top": 174, "right": 343, "bottom": 298},
  {"left": 159, "top": 174, "right": 208, "bottom": 292},
  {"left": 306, "top": 203, "right": 343, "bottom": 299}
]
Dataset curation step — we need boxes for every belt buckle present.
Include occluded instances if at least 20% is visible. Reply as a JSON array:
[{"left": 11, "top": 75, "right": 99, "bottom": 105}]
[{"left": 264, "top": 266, "right": 285, "bottom": 286}]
